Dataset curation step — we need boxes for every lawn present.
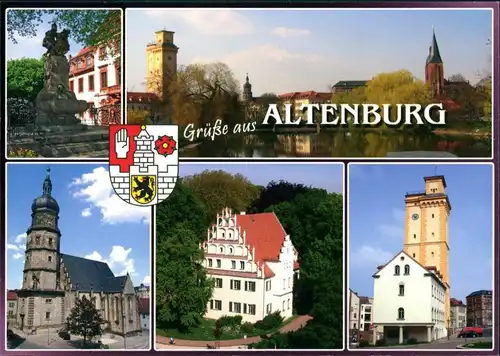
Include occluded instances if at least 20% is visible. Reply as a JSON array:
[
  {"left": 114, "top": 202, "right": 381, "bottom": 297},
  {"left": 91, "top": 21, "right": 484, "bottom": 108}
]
[
  {"left": 463, "top": 341, "right": 492, "bottom": 349},
  {"left": 157, "top": 316, "right": 298, "bottom": 341}
]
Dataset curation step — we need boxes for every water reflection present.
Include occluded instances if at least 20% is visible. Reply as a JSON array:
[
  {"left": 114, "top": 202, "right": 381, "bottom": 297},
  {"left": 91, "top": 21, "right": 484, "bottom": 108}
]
[{"left": 181, "top": 131, "right": 491, "bottom": 158}]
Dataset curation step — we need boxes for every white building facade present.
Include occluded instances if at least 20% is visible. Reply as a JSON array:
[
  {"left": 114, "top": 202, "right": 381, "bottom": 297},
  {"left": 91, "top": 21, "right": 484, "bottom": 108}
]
[
  {"left": 202, "top": 208, "right": 299, "bottom": 323},
  {"left": 348, "top": 289, "right": 360, "bottom": 331},
  {"left": 359, "top": 299, "right": 373, "bottom": 332},
  {"left": 69, "top": 44, "right": 121, "bottom": 125},
  {"left": 372, "top": 251, "right": 447, "bottom": 345}
]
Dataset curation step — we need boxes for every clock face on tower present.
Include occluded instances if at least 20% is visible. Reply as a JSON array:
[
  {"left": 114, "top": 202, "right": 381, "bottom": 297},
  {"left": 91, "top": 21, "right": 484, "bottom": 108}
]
[{"left": 412, "top": 213, "right": 420, "bottom": 221}]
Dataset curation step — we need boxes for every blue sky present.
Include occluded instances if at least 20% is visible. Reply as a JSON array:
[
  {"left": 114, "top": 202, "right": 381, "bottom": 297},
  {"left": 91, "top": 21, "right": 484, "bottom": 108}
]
[
  {"left": 348, "top": 164, "right": 494, "bottom": 302},
  {"left": 126, "top": 9, "right": 492, "bottom": 94},
  {"left": 5, "top": 163, "right": 151, "bottom": 290},
  {"left": 180, "top": 163, "right": 344, "bottom": 193},
  {"left": 6, "top": 10, "right": 95, "bottom": 60}
]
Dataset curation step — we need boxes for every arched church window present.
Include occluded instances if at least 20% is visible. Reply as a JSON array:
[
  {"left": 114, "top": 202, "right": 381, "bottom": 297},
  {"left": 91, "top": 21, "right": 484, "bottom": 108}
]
[
  {"left": 398, "top": 307, "right": 405, "bottom": 320},
  {"left": 48, "top": 238, "right": 53, "bottom": 246},
  {"left": 404, "top": 265, "right": 410, "bottom": 275},
  {"left": 35, "top": 236, "right": 40, "bottom": 245},
  {"left": 48, "top": 256, "right": 52, "bottom": 262},
  {"left": 394, "top": 265, "right": 400, "bottom": 275}
]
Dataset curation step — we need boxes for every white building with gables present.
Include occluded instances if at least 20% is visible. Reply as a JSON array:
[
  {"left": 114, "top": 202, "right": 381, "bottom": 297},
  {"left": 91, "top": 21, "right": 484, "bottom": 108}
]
[
  {"left": 201, "top": 208, "right": 299, "bottom": 323},
  {"left": 372, "top": 250, "right": 447, "bottom": 345}
]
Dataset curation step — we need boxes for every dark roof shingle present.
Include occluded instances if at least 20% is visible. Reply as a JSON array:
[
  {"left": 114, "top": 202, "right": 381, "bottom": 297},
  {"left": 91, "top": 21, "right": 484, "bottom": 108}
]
[{"left": 61, "top": 254, "right": 126, "bottom": 293}]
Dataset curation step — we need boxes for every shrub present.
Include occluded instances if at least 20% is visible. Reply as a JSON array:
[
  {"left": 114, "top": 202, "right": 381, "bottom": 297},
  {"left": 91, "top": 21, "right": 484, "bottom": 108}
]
[
  {"left": 217, "top": 315, "right": 242, "bottom": 328},
  {"left": 240, "top": 322, "right": 253, "bottom": 335},
  {"left": 406, "top": 338, "right": 418, "bottom": 345},
  {"left": 359, "top": 340, "right": 370, "bottom": 347},
  {"left": 375, "top": 339, "right": 386, "bottom": 346},
  {"left": 9, "top": 148, "right": 39, "bottom": 157},
  {"left": 253, "top": 311, "right": 283, "bottom": 331}
]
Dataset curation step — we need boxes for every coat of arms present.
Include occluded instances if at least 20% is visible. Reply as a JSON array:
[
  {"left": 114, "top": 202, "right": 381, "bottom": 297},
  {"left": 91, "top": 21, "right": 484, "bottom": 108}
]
[{"left": 109, "top": 125, "right": 179, "bottom": 206}]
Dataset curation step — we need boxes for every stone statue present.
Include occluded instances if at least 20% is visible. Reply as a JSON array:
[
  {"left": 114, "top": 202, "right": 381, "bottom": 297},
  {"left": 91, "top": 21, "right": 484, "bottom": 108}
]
[
  {"left": 32, "top": 274, "right": 40, "bottom": 289},
  {"left": 42, "top": 23, "right": 58, "bottom": 56},
  {"left": 36, "top": 23, "right": 88, "bottom": 126}
]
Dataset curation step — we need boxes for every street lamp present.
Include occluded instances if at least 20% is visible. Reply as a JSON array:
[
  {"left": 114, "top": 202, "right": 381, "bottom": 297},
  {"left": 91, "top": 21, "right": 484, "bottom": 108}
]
[{"left": 20, "top": 313, "right": 25, "bottom": 331}]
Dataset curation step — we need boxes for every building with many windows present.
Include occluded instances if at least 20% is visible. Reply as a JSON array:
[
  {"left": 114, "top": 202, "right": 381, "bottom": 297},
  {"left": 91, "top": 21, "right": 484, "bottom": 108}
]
[
  {"left": 348, "top": 289, "right": 360, "bottom": 331},
  {"left": 372, "top": 251, "right": 447, "bottom": 344},
  {"left": 450, "top": 298, "right": 467, "bottom": 331},
  {"left": 359, "top": 297, "right": 373, "bottom": 332},
  {"left": 202, "top": 208, "right": 299, "bottom": 323},
  {"left": 68, "top": 44, "right": 121, "bottom": 125},
  {"left": 466, "top": 290, "right": 492, "bottom": 327}
]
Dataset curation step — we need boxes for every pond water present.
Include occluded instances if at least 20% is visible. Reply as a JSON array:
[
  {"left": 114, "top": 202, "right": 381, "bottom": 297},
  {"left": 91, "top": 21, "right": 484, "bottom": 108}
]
[{"left": 180, "top": 131, "right": 491, "bottom": 158}]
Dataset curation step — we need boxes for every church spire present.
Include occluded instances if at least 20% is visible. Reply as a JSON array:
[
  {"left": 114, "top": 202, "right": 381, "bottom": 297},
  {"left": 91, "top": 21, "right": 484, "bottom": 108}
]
[
  {"left": 426, "top": 27, "right": 443, "bottom": 64},
  {"left": 43, "top": 167, "right": 52, "bottom": 196}
]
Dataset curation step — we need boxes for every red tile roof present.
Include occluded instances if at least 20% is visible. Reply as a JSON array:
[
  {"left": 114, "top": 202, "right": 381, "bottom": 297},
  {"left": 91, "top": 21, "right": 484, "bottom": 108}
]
[
  {"left": 7, "top": 291, "right": 17, "bottom": 300},
  {"left": 450, "top": 298, "right": 465, "bottom": 306},
  {"left": 127, "top": 92, "right": 160, "bottom": 104},
  {"left": 138, "top": 297, "right": 149, "bottom": 314},
  {"left": 278, "top": 91, "right": 331, "bottom": 101},
  {"left": 207, "top": 210, "right": 300, "bottom": 278}
]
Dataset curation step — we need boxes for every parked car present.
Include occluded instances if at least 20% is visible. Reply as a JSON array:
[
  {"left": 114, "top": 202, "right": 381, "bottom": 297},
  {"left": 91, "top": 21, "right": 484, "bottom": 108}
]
[
  {"left": 458, "top": 327, "right": 483, "bottom": 338},
  {"left": 458, "top": 330, "right": 478, "bottom": 338}
]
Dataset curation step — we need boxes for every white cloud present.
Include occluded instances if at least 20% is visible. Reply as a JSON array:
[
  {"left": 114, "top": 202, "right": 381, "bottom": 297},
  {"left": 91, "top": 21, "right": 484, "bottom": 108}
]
[
  {"left": 12, "top": 253, "right": 23, "bottom": 260},
  {"left": 14, "top": 233, "right": 27, "bottom": 243},
  {"left": 376, "top": 208, "right": 405, "bottom": 239},
  {"left": 351, "top": 245, "right": 393, "bottom": 267},
  {"left": 85, "top": 245, "right": 137, "bottom": 277},
  {"left": 81, "top": 208, "right": 92, "bottom": 217},
  {"left": 271, "top": 27, "right": 311, "bottom": 38},
  {"left": 142, "top": 275, "right": 151, "bottom": 285},
  {"left": 7, "top": 244, "right": 20, "bottom": 251},
  {"left": 224, "top": 44, "right": 325, "bottom": 64},
  {"left": 70, "top": 166, "right": 151, "bottom": 225},
  {"left": 144, "top": 9, "right": 254, "bottom": 36},
  {"left": 85, "top": 251, "right": 104, "bottom": 261}
]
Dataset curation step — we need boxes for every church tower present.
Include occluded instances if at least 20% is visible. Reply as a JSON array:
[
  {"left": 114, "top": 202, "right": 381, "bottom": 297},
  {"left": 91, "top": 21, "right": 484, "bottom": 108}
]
[
  {"left": 425, "top": 28, "right": 444, "bottom": 97},
  {"left": 18, "top": 168, "right": 64, "bottom": 330},
  {"left": 242, "top": 74, "right": 253, "bottom": 102},
  {"left": 146, "top": 30, "right": 179, "bottom": 100},
  {"left": 403, "top": 175, "right": 451, "bottom": 325}
]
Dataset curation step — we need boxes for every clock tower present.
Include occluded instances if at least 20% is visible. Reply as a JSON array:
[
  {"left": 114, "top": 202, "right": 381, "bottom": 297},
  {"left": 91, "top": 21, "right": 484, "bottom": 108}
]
[
  {"left": 403, "top": 175, "right": 451, "bottom": 325},
  {"left": 146, "top": 30, "right": 179, "bottom": 101},
  {"left": 23, "top": 168, "right": 61, "bottom": 292}
]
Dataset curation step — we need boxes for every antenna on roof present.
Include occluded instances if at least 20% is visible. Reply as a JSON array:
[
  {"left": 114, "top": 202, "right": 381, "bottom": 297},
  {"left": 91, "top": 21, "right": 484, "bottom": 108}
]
[{"left": 434, "top": 165, "right": 438, "bottom": 175}]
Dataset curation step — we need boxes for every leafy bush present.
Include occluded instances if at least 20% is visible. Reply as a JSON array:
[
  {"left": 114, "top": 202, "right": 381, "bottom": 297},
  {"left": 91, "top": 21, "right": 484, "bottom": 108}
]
[
  {"left": 217, "top": 315, "right": 242, "bottom": 328},
  {"left": 7, "top": 98, "right": 36, "bottom": 127},
  {"left": 9, "top": 148, "right": 39, "bottom": 157},
  {"left": 406, "top": 338, "right": 418, "bottom": 345},
  {"left": 240, "top": 322, "right": 253, "bottom": 335},
  {"left": 375, "top": 339, "right": 386, "bottom": 346},
  {"left": 359, "top": 340, "right": 370, "bottom": 347},
  {"left": 253, "top": 311, "right": 283, "bottom": 331}
]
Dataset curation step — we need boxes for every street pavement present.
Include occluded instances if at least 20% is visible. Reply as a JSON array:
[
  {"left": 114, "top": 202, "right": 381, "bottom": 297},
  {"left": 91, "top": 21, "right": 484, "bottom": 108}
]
[
  {"left": 9, "top": 329, "right": 150, "bottom": 350},
  {"left": 360, "top": 336, "right": 493, "bottom": 350}
]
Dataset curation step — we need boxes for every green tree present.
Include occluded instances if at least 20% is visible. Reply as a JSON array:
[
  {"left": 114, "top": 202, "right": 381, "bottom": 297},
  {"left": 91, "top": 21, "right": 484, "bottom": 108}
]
[
  {"left": 156, "top": 222, "right": 214, "bottom": 330},
  {"left": 7, "top": 10, "right": 120, "bottom": 57},
  {"left": 7, "top": 58, "right": 44, "bottom": 100},
  {"left": 252, "top": 189, "right": 344, "bottom": 349},
  {"left": 249, "top": 180, "right": 310, "bottom": 213},
  {"left": 183, "top": 170, "right": 260, "bottom": 220},
  {"left": 66, "top": 295, "right": 104, "bottom": 347},
  {"left": 156, "top": 182, "right": 213, "bottom": 331}
]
